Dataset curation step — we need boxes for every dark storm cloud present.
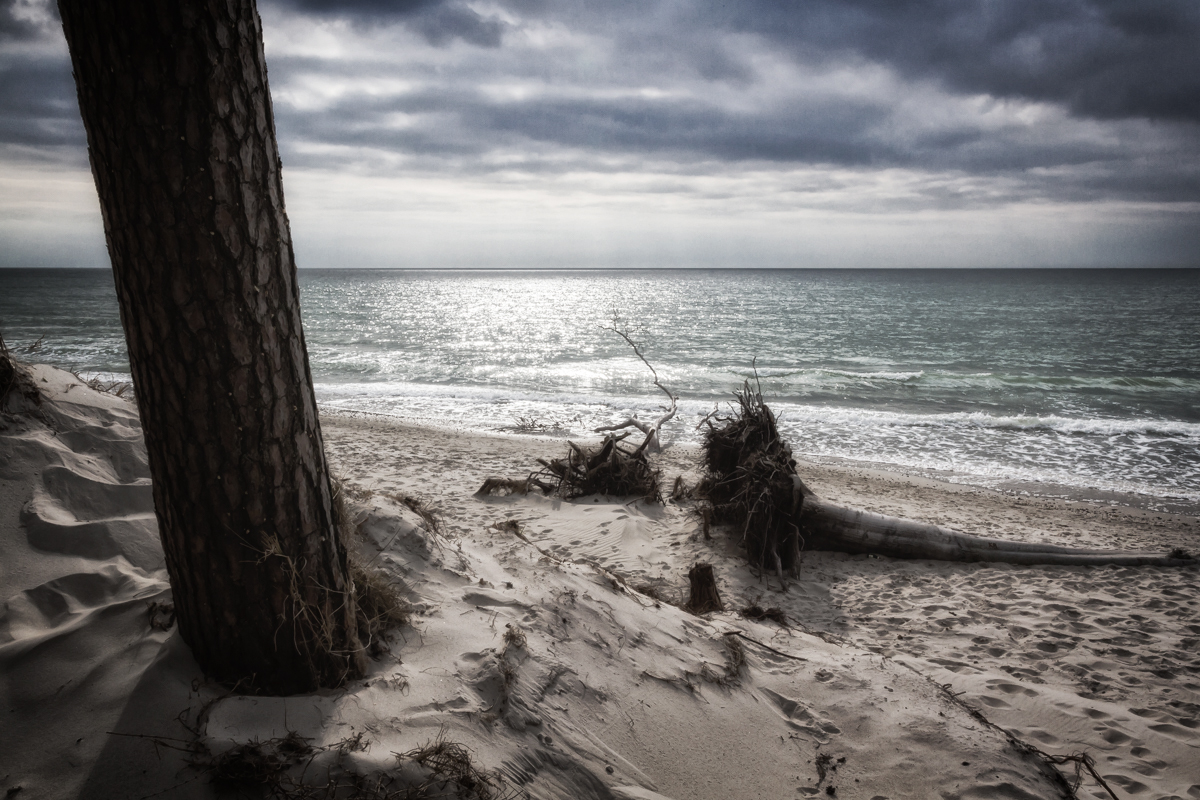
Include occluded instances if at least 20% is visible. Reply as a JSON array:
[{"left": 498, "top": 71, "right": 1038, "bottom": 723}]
[
  {"left": 710, "top": 0, "right": 1200, "bottom": 123},
  {"left": 0, "top": 57, "right": 86, "bottom": 161},
  {"left": 265, "top": 46, "right": 1193, "bottom": 195},
  {"left": 273, "top": 83, "right": 891, "bottom": 164},
  {"left": 268, "top": 0, "right": 1200, "bottom": 123},
  {"left": 273, "top": 0, "right": 504, "bottom": 47}
]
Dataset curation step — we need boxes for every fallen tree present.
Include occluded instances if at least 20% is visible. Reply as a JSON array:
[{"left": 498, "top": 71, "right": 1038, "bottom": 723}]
[{"left": 699, "top": 381, "right": 1195, "bottom": 581}]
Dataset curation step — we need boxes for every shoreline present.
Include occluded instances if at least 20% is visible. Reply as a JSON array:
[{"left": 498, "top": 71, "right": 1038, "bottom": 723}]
[{"left": 320, "top": 407, "right": 1200, "bottom": 524}]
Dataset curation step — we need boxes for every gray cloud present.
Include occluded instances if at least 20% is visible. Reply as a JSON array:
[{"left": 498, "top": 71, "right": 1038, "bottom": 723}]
[
  {"left": 0, "top": 0, "right": 58, "bottom": 42},
  {"left": 273, "top": 0, "right": 504, "bottom": 47},
  {"left": 0, "top": 59, "right": 82, "bottom": 150}
]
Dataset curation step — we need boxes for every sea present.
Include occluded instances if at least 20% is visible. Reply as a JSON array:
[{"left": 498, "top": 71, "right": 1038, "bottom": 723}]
[{"left": 2, "top": 268, "right": 1198, "bottom": 514}]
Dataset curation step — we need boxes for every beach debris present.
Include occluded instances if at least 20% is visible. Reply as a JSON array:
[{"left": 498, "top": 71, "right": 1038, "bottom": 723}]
[
  {"left": 699, "top": 377, "right": 1197, "bottom": 571},
  {"left": 147, "top": 601, "right": 176, "bottom": 631},
  {"left": 593, "top": 321, "right": 678, "bottom": 453},
  {"left": 529, "top": 433, "right": 662, "bottom": 501},
  {"left": 478, "top": 322, "right": 673, "bottom": 502},
  {"left": 685, "top": 562, "right": 724, "bottom": 614},
  {"left": 815, "top": 753, "right": 846, "bottom": 785},
  {"left": 740, "top": 604, "right": 789, "bottom": 626},
  {"left": 670, "top": 474, "right": 696, "bottom": 501}
]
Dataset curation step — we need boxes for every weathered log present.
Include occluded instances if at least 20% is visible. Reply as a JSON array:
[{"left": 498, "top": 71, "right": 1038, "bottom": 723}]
[
  {"left": 799, "top": 492, "right": 1194, "bottom": 567},
  {"left": 594, "top": 323, "right": 677, "bottom": 452}
]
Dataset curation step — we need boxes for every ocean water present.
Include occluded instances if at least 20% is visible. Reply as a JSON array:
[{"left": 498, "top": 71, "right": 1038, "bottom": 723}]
[{"left": 2, "top": 268, "right": 1198, "bottom": 512}]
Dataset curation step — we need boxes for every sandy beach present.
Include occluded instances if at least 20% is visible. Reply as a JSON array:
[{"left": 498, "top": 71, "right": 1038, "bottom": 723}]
[{"left": 2, "top": 368, "right": 1197, "bottom": 799}]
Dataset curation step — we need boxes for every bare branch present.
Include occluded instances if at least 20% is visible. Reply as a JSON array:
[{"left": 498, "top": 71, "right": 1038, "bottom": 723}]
[{"left": 596, "top": 323, "right": 678, "bottom": 451}]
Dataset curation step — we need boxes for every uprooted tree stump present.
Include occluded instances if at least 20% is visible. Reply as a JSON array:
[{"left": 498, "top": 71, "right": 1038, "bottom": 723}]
[
  {"left": 698, "top": 381, "right": 1196, "bottom": 585},
  {"left": 529, "top": 433, "right": 662, "bottom": 501},
  {"left": 686, "top": 562, "right": 724, "bottom": 614},
  {"left": 478, "top": 324, "right": 673, "bottom": 502},
  {"left": 698, "top": 381, "right": 805, "bottom": 583}
]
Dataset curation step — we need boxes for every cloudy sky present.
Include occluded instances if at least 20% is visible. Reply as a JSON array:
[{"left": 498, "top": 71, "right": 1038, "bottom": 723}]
[{"left": 2, "top": 0, "right": 1198, "bottom": 268}]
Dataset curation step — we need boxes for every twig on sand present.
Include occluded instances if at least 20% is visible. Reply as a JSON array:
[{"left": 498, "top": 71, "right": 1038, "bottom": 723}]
[
  {"left": 725, "top": 631, "right": 808, "bottom": 662},
  {"left": 926, "top": 677, "right": 1116, "bottom": 799}
]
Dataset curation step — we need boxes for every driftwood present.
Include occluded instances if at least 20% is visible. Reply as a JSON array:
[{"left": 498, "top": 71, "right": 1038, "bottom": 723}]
[
  {"left": 529, "top": 433, "right": 662, "bottom": 501},
  {"left": 593, "top": 323, "right": 678, "bottom": 452},
  {"left": 478, "top": 325, "right": 673, "bottom": 502},
  {"left": 700, "top": 381, "right": 1196, "bottom": 575}
]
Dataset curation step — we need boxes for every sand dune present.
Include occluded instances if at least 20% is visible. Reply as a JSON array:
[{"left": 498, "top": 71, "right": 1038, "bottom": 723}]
[{"left": 2, "top": 370, "right": 1197, "bottom": 798}]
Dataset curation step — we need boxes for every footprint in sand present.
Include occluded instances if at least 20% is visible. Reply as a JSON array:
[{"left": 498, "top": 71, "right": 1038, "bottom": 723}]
[
  {"left": 759, "top": 688, "right": 841, "bottom": 743},
  {"left": 1099, "top": 727, "right": 1133, "bottom": 745},
  {"left": 987, "top": 680, "right": 1039, "bottom": 698}
]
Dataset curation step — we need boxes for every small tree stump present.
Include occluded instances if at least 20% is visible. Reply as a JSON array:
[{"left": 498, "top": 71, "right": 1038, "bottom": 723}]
[{"left": 686, "top": 563, "right": 723, "bottom": 614}]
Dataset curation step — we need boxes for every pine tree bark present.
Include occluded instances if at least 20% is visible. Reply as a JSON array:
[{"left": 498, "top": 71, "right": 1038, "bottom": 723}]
[{"left": 57, "top": 0, "right": 366, "bottom": 693}]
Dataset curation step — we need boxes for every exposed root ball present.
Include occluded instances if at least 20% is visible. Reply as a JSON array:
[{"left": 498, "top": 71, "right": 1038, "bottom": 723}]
[
  {"left": 698, "top": 381, "right": 803, "bottom": 575},
  {"left": 532, "top": 434, "right": 661, "bottom": 501}
]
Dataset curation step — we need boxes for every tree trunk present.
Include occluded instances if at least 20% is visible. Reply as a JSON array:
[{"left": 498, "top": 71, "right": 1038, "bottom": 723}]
[
  {"left": 58, "top": 0, "right": 366, "bottom": 693},
  {"left": 798, "top": 489, "right": 1193, "bottom": 568}
]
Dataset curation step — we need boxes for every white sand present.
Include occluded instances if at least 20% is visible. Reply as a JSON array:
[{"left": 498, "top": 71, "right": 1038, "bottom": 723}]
[{"left": 2, "top": 370, "right": 1197, "bottom": 799}]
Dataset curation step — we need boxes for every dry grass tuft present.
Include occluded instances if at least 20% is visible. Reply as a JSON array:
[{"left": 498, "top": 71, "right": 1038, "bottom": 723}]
[
  {"left": 193, "top": 729, "right": 522, "bottom": 799},
  {"left": 383, "top": 492, "right": 443, "bottom": 536},
  {"left": 331, "top": 477, "right": 411, "bottom": 654},
  {"left": 350, "top": 560, "right": 410, "bottom": 654},
  {"left": 397, "top": 733, "right": 511, "bottom": 800},
  {"left": 72, "top": 370, "right": 134, "bottom": 399},
  {"left": 208, "top": 732, "right": 314, "bottom": 790}
]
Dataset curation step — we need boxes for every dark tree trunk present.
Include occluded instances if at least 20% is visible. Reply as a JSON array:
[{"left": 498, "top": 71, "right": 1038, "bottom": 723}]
[{"left": 58, "top": 0, "right": 366, "bottom": 693}]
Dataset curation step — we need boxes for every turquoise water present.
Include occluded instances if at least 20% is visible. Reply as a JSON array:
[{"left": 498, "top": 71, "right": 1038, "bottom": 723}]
[{"left": 3, "top": 268, "right": 1198, "bottom": 510}]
